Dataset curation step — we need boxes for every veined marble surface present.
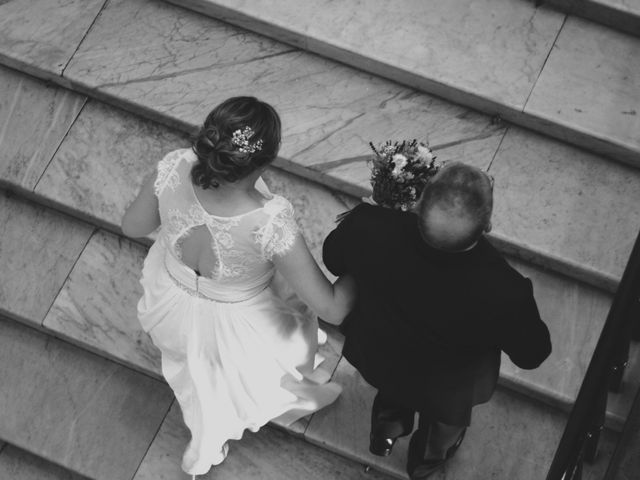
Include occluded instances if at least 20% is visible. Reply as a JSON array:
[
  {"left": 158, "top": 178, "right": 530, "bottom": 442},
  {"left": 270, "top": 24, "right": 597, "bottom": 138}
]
[
  {"left": 0, "top": 66, "right": 85, "bottom": 191},
  {"left": 0, "top": 0, "right": 106, "bottom": 75},
  {"left": 63, "top": 0, "right": 508, "bottom": 196},
  {"left": 489, "top": 127, "right": 640, "bottom": 282},
  {"left": 134, "top": 401, "right": 394, "bottom": 480},
  {"left": 289, "top": 92, "right": 506, "bottom": 197},
  {"left": 0, "top": 445, "right": 89, "bottom": 480},
  {"left": 35, "top": 100, "right": 190, "bottom": 227},
  {"left": 64, "top": 0, "right": 291, "bottom": 122},
  {"left": 43, "top": 230, "right": 161, "bottom": 378},
  {"left": 525, "top": 17, "right": 640, "bottom": 162},
  {"left": 167, "top": 0, "right": 565, "bottom": 111},
  {"left": 0, "top": 317, "right": 173, "bottom": 480},
  {"left": 0, "top": 191, "right": 93, "bottom": 326}
]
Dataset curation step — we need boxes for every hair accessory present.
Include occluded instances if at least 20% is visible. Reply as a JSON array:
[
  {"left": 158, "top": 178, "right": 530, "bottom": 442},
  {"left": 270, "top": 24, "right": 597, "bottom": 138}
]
[
  {"left": 368, "top": 139, "right": 442, "bottom": 211},
  {"left": 231, "top": 126, "right": 263, "bottom": 154}
]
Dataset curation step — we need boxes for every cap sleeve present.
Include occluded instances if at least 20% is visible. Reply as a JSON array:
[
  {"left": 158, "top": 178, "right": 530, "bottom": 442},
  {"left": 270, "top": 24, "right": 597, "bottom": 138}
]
[
  {"left": 255, "top": 196, "right": 300, "bottom": 260},
  {"left": 153, "top": 149, "right": 184, "bottom": 197}
]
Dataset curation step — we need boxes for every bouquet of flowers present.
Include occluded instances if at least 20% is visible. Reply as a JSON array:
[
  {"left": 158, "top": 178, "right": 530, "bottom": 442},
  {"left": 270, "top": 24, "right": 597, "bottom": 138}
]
[{"left": 368, "top": 139, "right": 442, "bottom": 211}]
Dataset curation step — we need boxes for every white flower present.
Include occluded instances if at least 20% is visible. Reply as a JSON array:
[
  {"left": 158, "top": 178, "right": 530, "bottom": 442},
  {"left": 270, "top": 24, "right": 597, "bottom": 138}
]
[
  {"left": 392, "top": 153, "right": 408, "bottom": 175},
  {"left": 417, "top": 144, "right": 434, "bottom": 162},
  {"left": 392, "top": 153, "right": 408, "bottom": 166}
]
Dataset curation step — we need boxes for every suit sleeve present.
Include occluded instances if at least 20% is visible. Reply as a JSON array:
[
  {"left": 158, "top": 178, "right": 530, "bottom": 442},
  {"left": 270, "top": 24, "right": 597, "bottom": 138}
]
[
  {"left": 498, "top": 278, "right": 552, "bottom": 369},
  {"left": 322, "top": 208, "right": 356, "bottom": 276}
]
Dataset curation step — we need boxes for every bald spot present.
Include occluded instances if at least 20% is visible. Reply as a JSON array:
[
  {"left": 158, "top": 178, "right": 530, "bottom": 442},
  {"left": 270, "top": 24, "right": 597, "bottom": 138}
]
[{"left": 421, "top": 204, "right": 480, "bottom": 251}]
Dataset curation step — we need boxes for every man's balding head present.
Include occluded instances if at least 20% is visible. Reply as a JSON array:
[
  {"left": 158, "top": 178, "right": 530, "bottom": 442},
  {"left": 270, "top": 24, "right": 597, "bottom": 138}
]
[{"left": 417, "top": 162, "right": 493, "bottom": 252}]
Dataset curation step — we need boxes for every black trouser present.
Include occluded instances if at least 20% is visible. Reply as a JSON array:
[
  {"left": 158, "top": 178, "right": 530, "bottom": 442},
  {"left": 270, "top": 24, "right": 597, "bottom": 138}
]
[{"left": 371, "top": 391, "right": 466, "bottom": 459}]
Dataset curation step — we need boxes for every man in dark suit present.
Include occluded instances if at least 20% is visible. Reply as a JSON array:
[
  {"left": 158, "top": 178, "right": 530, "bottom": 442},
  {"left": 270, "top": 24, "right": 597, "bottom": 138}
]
[{"left": 322, "top": 162, "right": 551, "bottom": 479}]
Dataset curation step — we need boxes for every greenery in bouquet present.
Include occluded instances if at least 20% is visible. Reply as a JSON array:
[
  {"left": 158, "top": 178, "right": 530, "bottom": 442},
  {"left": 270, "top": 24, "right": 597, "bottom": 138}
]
[{"left": 369, "top": 139, "right": 442, "bottom": 211}]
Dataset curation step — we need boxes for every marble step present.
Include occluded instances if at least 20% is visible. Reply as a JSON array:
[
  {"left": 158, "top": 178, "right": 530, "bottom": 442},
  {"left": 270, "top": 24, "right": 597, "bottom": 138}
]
[
  {"left": 0, "top": 316, "right": 175, "bottom": 480},
  {"left": 160, "top": 0, "right": 640, "bottom": 168},
  {"left": 1, "top": 65, "right": 639, "bottom": 424},
  {"left": 0, "top": 443, "right": 90, "bottom": 480},
  {"left": 545, "top": 0, "right": 640, "bottom": 37}
]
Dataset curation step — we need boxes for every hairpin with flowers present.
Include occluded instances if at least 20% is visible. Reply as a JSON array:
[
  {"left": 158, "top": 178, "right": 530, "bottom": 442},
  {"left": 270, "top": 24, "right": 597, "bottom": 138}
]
[
  {"left": 367, "top": 139, "right": 443, "bottom": 211},
  {"left": 232, "top": 126, "right": 263, "bottom": 154}
]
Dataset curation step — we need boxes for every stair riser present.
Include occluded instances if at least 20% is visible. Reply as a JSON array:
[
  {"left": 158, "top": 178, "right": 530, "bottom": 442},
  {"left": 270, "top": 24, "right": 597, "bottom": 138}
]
[{"left": 544, "top": 0, "right": 640, "bottom": 37}]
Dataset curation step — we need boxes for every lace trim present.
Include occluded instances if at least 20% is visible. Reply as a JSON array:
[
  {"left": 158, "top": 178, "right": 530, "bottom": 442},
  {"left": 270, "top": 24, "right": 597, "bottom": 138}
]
[
  {"left": 165, "top": 204, "right": 259, "bottom": 279},
  {"left": 154, "top": 150, "right": 183, "bottom": 196},
  {"left": 255, "top": 197, "right": 299, "bottom": 260}
]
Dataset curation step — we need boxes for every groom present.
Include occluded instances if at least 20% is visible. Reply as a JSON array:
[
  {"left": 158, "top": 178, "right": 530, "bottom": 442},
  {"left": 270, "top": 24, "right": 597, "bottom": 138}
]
[{"left": 322, "top": 162, "right": 551, "bottom": 479}]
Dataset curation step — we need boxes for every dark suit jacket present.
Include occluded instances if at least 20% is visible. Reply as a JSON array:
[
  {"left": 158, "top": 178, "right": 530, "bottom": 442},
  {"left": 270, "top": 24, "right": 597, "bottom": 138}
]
[{"left": 323, "top": 204, "right": 551, "bottom": 425}]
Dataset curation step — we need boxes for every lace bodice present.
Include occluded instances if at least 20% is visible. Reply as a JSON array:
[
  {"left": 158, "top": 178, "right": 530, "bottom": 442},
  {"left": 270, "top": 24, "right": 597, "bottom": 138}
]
[{"left": 153, "top": 149, "right": 299, "bottom": 287}]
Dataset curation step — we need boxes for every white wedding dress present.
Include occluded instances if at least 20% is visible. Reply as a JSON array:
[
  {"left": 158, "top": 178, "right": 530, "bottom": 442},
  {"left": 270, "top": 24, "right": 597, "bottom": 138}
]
[{"left": 137, "top": 149, "right": 341, "bottom": 476}]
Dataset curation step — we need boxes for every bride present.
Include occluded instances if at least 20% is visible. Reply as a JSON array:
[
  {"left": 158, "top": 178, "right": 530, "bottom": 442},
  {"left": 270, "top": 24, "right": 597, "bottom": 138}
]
[{"left": 121, "top": 96, "right": 354, "bottom": 477}]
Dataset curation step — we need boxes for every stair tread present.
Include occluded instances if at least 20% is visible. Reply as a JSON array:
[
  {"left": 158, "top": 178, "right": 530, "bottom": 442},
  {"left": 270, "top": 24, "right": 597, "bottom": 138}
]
[
  {"left": 490, "top": 127, "right": 640, "bottom": 286},
  {"left": 42, "top": 229, "right": 162, "bottom": 378},
  {"left": 0, "top": 317, "right": 174, "bottom": 480},
  {"left": 0, "top": 190, "right": 93, "bottom": 326},
  {"left": 0, "top": 0, "right": 105, "bottom": 77},
  {"left": 33, "top": 99, "right": 190, "bottom": 227},
  {"left": 524, "top": 16, "right": 640, "bottom": 165},
  {"left": 133, "top": 402, "right": 396, "bottom": 480},
  {"left": 0, "top": 444, "right": 89, "bottom": 480},
  {"left": 0, "top": 66, "right": 86, "bottom": 192},
  {"left": 304, "top": 357, "right": 617, "bottom": 480}
]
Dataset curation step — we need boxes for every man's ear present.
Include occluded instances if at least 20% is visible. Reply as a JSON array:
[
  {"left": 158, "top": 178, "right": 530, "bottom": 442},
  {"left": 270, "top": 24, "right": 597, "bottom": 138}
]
[{"left": 484, "top": 221, "right": 492, "bottom": 234}]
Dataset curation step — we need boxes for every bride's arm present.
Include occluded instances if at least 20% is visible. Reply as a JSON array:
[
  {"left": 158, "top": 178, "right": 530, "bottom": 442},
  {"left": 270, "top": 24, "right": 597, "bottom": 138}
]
[
  {"left": 273, "top": 234, "right": 356, "bottom": 325},
  {"left": 121, "top": 171, "right": 161, "bottom": 238}
]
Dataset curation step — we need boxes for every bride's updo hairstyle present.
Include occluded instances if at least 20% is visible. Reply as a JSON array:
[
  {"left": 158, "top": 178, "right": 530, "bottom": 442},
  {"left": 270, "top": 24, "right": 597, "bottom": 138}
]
[{"left": 191, "top": 96, "right": 281, "bottom": 188}]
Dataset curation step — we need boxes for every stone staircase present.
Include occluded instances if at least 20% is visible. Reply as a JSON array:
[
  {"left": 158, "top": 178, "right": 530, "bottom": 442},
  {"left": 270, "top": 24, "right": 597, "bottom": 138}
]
[{"left": 0, "top": 0, "right": 639, "bottom": 478}]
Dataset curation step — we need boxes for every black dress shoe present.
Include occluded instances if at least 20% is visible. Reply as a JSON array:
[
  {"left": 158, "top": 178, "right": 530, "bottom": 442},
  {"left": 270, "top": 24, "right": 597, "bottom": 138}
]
[
  {"left": 369, "top": 418, "right": 414, "bottom": 456},
  {"left": 369, "top": 434, "right": 396, "bottom": 456},
  {"left": 407, "top": 428, "right": 466, "bottom": 479}
]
